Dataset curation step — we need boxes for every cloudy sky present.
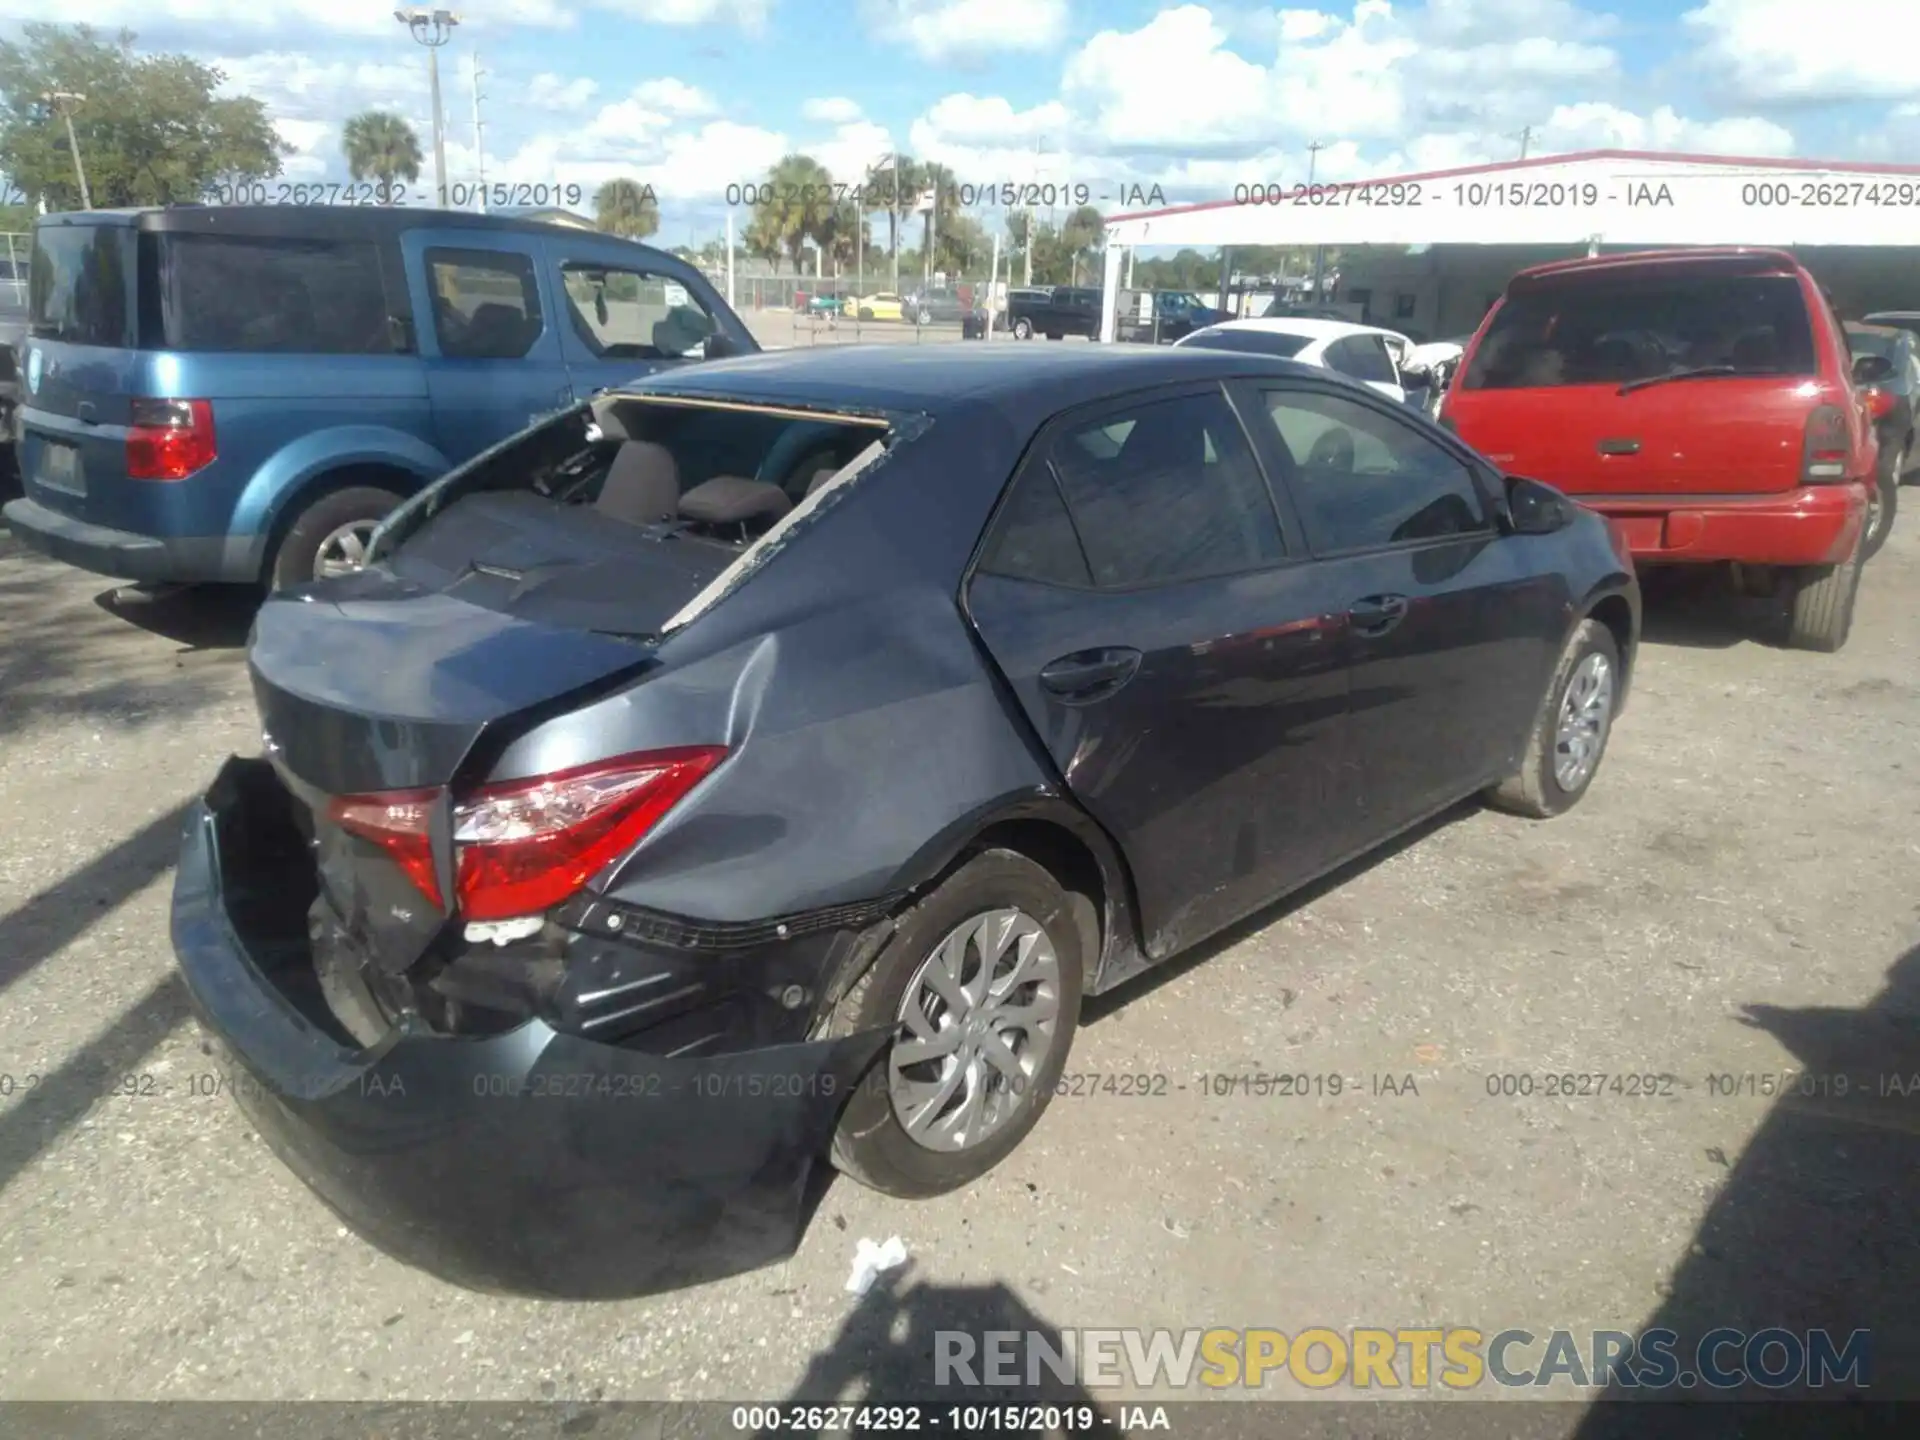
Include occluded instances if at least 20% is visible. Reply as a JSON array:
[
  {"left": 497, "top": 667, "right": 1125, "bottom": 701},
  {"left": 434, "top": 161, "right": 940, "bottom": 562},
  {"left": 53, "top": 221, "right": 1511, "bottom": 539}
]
[{"left": 7, "top": 0, "right": 1920, "bottom": 243}]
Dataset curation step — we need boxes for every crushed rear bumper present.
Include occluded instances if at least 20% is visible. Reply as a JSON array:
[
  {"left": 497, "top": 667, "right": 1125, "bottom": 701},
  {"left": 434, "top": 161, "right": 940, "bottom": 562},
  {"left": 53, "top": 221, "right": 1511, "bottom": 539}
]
[{"left": 169, "top": 757, "right": 890, "bottom": 1299}]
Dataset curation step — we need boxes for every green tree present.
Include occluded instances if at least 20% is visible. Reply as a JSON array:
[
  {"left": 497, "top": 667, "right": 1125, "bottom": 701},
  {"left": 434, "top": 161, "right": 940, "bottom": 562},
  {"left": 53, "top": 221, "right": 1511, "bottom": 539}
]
[
  {"left": 743, "top": 208, "right": 784, "bottom": 271},
  {"left": 934, "top": 211, "right": 990, "bottom": 277},
  {"left": 1061, "top": 204, "right": 1105, "bottom": 284},
  {"left": 341, "top": 110, "right": 422, "bottom": 191},
  {"left": 862, "top": 152, "right": 923, "bottom": 292},
  {"left": 817, "top": 196, "right": 868, "bottom": 278},
  {"left": 749, "top": 153, "right": 834, "bottom": 273},
  {"left": 0, "top": 23, "right": 287, "bottom": 210},
  {"left": 594, "top": 177, "right": 659, "bottom": 239}
]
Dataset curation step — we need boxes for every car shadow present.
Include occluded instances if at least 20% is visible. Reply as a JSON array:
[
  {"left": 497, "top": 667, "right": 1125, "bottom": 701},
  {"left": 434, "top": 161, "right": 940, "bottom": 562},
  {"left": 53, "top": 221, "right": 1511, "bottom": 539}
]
[
  {"left": 1082, "top": 800, "right": 1477, "bottom": 1024},
  {"left": 1565, "top": 941, "right": 1920, "bottom": 1437},
  {"left": 90, "top": 581, "right": 259, "bottom": 652},
  {"left": 1635, "top": 567, "right": 1783, "bottom": 652}
]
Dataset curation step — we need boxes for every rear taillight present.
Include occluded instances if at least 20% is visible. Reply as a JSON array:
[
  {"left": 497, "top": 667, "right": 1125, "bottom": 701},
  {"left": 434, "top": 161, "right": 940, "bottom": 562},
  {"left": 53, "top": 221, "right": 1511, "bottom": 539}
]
[
  {"left": 327, "top": 746, "right": 728, "bottom": 925},
  {"left": 1862, "top": 388, "right": 1896, "bottom": 422},
  {"left": 1802, "top": 403, "right": 1850, "bottom": 483},
  {"left": 127, "top": 398, "right": 216, "bottom": 480}
]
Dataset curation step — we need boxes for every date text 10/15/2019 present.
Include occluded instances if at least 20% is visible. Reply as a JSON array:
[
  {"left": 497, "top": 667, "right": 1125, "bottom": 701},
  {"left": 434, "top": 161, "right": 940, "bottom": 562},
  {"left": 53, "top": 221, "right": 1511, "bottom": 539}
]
[{"left": 198, "top": 181, "right": 594, "bottom": 209}]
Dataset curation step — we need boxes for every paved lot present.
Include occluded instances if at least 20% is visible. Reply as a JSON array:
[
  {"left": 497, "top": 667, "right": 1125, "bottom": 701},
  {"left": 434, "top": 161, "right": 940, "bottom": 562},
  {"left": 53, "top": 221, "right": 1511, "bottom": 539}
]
[{"left": 1, "top": 494, "right": 1917, "bottom": 1419}]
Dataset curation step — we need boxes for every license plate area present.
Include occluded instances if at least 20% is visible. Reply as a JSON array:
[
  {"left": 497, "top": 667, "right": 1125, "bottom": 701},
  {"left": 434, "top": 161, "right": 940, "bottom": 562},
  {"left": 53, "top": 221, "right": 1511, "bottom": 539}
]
[{"left": 34, "top": 439, "right": 84, "bottom": 498}]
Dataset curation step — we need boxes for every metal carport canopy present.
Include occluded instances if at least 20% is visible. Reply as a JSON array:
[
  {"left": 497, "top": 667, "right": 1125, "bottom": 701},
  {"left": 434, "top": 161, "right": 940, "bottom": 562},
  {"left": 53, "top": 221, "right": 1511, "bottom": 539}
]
[{"left": 1097, "top": 149, "right": 1920, "bottom": 339}]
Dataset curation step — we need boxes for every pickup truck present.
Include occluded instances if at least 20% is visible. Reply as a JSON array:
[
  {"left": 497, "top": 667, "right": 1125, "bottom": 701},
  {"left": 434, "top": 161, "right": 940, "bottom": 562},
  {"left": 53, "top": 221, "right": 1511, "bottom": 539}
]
[
  {"left": 6, "top": 205, "right": 759, "bottom": 588},
  {"left": 1118, "top": 290, "right": 1233, "bottom": 344},
  {"left": 1006, "top": 285, "right": 1101, "bottom": 340}
]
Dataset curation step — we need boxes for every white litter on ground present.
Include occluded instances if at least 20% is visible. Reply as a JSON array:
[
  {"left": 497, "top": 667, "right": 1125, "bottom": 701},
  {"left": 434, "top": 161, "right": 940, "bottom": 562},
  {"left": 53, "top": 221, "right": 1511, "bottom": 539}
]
[{"left": 844, "top": 1235, "right": 908, "bottom": 1295}]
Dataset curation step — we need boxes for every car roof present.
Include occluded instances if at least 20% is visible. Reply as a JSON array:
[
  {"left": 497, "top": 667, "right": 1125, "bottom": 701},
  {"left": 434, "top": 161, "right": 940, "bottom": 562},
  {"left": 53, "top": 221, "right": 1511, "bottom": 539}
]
[
  {"left": 614, "top": 343, "right": 1320, "bottom": 425},
  {"left": 1509, "top": 247, "right": 1804, "bottom": 290},
  {"left": 35, "top": 203, "right": 675, "bottom": 253},
  {"left": 1190, "top": 317, "right": 1399, "bottom": 344},
  {"left": 1865, "top": 311, "right": 1920, "bottom": 320}
]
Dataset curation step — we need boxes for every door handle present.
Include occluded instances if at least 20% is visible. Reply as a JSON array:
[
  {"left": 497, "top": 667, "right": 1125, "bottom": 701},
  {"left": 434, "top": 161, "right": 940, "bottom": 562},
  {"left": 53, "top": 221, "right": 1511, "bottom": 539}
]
[
  {"left": 1347, "top": 594, "right": 1410, "bottom": 638},
  {"left": 1596, "top": 437, "right": 1641, "bottom": 455},
  {"left": 1038, "top": 647, "right": 1142, "bottom": 703}
]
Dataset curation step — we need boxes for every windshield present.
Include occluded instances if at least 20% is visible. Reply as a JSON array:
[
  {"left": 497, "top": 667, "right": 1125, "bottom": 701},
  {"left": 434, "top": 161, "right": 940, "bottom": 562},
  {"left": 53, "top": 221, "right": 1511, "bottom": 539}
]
[
  {"left": 1462, "top": 275, "right": 1817, "bottom": 390},
  {"left": 28, "top": 223, "right": 135, "bottom": 347},
  {"left": 1179, "top": 329, "right": 1311, "bottom": 359}
]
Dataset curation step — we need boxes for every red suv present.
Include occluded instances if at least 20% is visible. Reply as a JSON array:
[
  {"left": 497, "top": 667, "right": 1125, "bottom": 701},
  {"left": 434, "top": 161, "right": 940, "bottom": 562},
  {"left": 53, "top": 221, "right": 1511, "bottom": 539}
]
[{"left": 1442, "top": 248, "right": 1878, "bottom": 652}]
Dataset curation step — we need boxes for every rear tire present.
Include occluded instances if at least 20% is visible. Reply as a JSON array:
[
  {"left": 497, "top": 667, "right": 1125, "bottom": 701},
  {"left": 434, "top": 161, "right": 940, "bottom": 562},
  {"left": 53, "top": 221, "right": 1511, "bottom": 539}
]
[
  {"left": 1783, "top": 542, "right": 1864, "bottom": 652},
  {"left": 827, "top": 850, "right": 1085, "bottom": 1199},
  {"left": 1485, "top": 620, "right": 1620, "bottom": 820},
  {"left": 269, "top": 485, "right": 404, "bottom": 590},
  {"left": 1013, "top": 318, "right": 1033, "bottom": 340}
]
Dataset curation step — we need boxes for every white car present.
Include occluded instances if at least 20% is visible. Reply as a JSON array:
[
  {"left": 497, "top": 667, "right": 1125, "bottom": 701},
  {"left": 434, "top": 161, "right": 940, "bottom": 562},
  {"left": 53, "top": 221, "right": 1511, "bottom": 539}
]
[{"left": 1173, "top": 317, "right": 1417, "bottom": 403}]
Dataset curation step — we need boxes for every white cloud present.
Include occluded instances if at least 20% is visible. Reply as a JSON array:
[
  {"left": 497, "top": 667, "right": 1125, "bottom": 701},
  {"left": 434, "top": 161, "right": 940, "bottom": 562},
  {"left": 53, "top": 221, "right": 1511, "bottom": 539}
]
[
  {"left": 632, "top": 78, "right": 720, "bottom": 117},
  {"left": 527, "top": 74, "right": 601, "bottom": 112},
  {"left": 807, "top": 120, "right": 900, "bottom": 189},
  {"left": 1683, "top": 0, "right": 1920, "bottom": 103},
  {"left": 1539, "top": 101, "right": 1797, "bottom": 157},
  {"left": 802, "top": 96, "right": 864, "bottom": 124},
  {"left": 1064, "top": 7, "right": 1274, "bottom": 148},
  {"left": 914, "top": 94, "right": 1073, "bottom": 146},
  {"left": 865, "top": 0, "right": 1071, "bottom": 62},
  {"left": 273, "top": 118, "right": 333, "bottom": 181},
  {"left": 590, "top": 0, "right": 773, "bottom": 31},
  {"left": 0, "top": 1, "right": 573, "bottom": 35}
]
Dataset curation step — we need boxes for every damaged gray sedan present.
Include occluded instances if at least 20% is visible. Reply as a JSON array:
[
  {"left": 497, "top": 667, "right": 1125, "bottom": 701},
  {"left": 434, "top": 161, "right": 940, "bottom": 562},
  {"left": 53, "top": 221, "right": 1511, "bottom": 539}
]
[{"left": 171, "top": 344, "right": 1637, "bottom": 1297}]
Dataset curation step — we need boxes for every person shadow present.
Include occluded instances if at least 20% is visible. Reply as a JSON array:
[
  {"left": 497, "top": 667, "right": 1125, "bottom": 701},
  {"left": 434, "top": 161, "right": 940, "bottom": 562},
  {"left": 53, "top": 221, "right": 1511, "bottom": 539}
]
[{"left": 1572, "top": 942, "right": 1920, "bottom": 1439}]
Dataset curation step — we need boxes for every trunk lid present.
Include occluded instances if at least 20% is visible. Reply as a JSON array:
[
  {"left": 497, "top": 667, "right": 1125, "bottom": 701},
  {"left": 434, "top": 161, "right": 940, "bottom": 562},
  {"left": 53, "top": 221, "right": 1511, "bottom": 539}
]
[
  {"left": 1448, "top": 267, "right": 1823, "bottom": 499},
  {"left": 251, "top": 504, "right": 738, "bottom": 971}
]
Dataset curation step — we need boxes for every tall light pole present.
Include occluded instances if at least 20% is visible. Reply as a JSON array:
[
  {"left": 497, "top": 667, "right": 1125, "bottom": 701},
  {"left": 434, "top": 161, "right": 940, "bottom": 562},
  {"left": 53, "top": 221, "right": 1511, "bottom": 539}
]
[
  {"left": 469, "top": 49, "right": 487, "bottom": 211},
  {"left": 395, "top": 8, "right": 461, "bottom": 208},
  {"left": 1307, "top": 139, "right": 1327, "bottom": 303},
  {"left": 43, "top": 91, "right": 91, "bottom": 210}
]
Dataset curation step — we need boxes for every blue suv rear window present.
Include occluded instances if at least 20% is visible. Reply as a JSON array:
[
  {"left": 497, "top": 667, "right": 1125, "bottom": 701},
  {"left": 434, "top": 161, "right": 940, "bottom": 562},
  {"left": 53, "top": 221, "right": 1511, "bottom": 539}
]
[{"left": 143, "top": 233, "right": 399, "bottom": 355}]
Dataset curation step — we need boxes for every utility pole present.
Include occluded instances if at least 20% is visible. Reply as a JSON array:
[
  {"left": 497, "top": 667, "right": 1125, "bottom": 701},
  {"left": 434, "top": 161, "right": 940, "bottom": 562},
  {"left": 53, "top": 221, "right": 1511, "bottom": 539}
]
[
  {"left": 1307, "top": 140, "right": 1326, "bottom": 303},
  {"left": 1518, "top": 126, "right": 1534, "bottom": 161},
  {"left": 43, "top": 91, "right": 91, "bottom": 210},
  {"left": 470, "top": 49, "right": 486, "bottom": 211},
  {"left": 396, "top": 9, "right": 461, "bottom": 208}
]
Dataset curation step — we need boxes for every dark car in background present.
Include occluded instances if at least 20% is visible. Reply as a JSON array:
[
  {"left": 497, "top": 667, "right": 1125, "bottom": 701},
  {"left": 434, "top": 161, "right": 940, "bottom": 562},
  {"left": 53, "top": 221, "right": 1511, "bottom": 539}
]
[
  {"left": 0, "top": 255, "right": 25, "bottom": 465},
  {"left": 1006, "top": 285, "right": 1100, "bottom": 340},
  {"left": 904, "top": 286, "right": 987, "bottom": 339},
  {"left": 5, "top": 206, "right": 756, "bottom": 590},
  {"left": 1845, "top": 321, "right": 1918, "bottom": 498},
  {"left": 1118, "top": 289, "right": 1233, "bottom": 344},
  {"left": 172, "top": 343, "right": 1636, "bottom": 1300},
  {"left": 1442, "top": 248, "right": 1878, "bottom": 652}
]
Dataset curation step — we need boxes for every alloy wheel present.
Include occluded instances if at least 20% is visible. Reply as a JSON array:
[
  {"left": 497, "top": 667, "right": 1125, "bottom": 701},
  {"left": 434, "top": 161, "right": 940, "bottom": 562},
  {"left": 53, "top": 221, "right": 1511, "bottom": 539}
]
[
  {"left": 888, "top": 908, "right": 1062, "bottom": 1153},
  {"left": 1553, "top": 652, "right": 1614, "bottom": 792},
  {"left": 313, "top": 519, "right": 382, "bottom": 580}
]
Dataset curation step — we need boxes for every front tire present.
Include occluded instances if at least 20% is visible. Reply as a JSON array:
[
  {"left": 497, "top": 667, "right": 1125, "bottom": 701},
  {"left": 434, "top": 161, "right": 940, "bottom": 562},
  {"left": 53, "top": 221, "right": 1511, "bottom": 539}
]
[
  {"left": 828, "top": 850, "right": 1085, "bottom": 1198},
  {"left": 1012, "top": 318, "right": 1033, "bottom": 340},
  {"left": 270, "top": 485, "right": 404, "bottom": 590},
  {"left": 1862, "top": 465, "right": 1898, "bottom": 559},
  {"left": 1485, "top": 620, "right": 1620, "bottom": 819}
]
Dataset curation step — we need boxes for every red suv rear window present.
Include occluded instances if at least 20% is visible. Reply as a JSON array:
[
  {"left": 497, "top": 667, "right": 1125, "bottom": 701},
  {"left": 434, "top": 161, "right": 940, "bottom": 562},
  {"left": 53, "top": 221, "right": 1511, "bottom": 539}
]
[{"left": 1462, "top": 274, "right": 1818, "bottom": 390}]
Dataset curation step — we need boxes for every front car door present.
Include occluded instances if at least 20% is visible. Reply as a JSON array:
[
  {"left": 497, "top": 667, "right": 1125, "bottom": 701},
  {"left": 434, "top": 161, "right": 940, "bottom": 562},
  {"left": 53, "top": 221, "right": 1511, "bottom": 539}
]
[
  {"left": 964, "top": 382, "right": 1357, "bottom": 960},
  {"left": 1245, "top": 379, "right": 1567, "bottom": 836},
  {"left": 402, "top": 228, "right": 572, "bottom": 460},
  {"left": 1326, "top": 334, "right": 1406, "bottom": 402}
]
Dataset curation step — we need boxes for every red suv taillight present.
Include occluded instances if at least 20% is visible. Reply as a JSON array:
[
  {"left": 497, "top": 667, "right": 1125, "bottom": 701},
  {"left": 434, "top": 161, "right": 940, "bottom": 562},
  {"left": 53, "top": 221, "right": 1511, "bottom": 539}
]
[
  {"left": 1802, "top": 404, "right": 1851, "bottom": 483},
  {"left": 327, "top": 746, "right": 728, "bottom": 925},
  {"left": 1862, "top": 388, "right": 1896, "bottom": 422},
  {"left": 126, "top": 398, "right": 216, "bottom": 480}
]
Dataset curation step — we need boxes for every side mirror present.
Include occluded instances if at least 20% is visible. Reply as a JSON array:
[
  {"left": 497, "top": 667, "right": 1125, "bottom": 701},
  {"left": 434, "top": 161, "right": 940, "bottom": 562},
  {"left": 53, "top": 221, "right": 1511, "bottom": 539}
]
[
  {"left": 1853, "top": 353, "right": 1895, "bottom": 385},
  {"left": 703, "top": 332, "right": 739, "bottom": 360},
  {"left": 1502, "top": 475, "right": 1576, "bottom": 536}
]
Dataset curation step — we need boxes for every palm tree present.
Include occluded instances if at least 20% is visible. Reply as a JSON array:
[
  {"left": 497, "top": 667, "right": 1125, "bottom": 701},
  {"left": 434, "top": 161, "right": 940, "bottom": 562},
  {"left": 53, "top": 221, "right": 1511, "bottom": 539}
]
[
  {"left": 748, "top": 154, "right": 836, "bottom": 274},
  {"left": 341, "top": 111, "right": 424, "bottom": 193},
  {"left": 863, "top": 153, "right": 923, "bottom": 292},
  {"left": 817, "top": 198, "right": 868, "bottom": 279},
  {"left": 594, "top": 178, "right": 660, "bottom": 239},
  {"left": 1062, "top": 204, "right": 1105, "bottom": 286}
]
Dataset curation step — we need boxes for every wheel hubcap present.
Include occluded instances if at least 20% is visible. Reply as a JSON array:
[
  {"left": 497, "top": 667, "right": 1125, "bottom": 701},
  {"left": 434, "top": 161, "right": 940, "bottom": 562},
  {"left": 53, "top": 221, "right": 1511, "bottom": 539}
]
[
  {"left": 888, "top": 908, "right": 1062, "bottom": 1153},
  {"left": 1553, "top": 652, "right": 1614, "bottom": 792},
  {"left": 313, "top": 519, "right": 381, "bottom": 580}
]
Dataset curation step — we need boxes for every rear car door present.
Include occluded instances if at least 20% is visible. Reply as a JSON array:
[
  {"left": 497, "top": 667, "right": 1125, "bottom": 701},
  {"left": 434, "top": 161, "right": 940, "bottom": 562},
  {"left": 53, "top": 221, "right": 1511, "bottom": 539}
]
[
  {"left": 540, "top": 237, "right": 746, "bottom": 397},
  {"left": 1247, "top": 379, "right": 1565, "bottom": 835},
  {"left": 965, "top": 382, "right": 1357, "bottom": 959},
  {"left": 401, "top": 228, "right": 572, "bottom": 459}
]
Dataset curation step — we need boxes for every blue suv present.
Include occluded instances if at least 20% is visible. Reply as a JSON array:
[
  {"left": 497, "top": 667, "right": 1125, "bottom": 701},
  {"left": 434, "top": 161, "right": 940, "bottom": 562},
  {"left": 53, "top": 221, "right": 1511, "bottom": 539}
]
[{"left": 5, "top": 205, "right": 759, "bottom": 588}]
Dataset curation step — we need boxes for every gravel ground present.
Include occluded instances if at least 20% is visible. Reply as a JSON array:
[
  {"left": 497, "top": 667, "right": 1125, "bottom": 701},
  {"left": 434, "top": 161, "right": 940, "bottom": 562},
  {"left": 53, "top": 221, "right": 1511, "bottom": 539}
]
[{"left": 1, "top": 493, "right": 1916, "bottom": 1427}]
